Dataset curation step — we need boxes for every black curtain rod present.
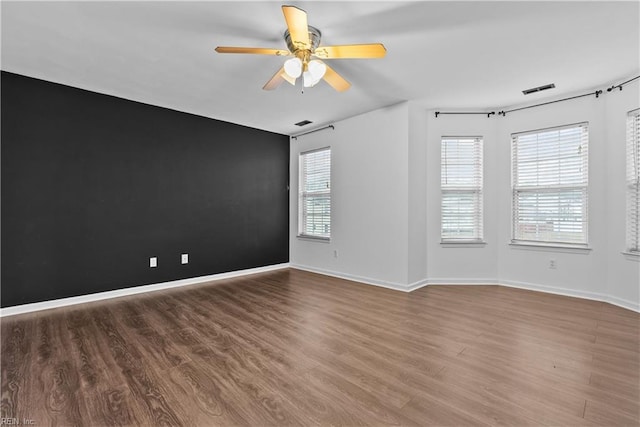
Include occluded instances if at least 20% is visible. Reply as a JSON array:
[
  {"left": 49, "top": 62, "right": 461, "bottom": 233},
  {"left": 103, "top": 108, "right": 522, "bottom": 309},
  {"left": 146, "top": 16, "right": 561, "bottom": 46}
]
[
  {"left": 435, "top": 76, "right": 637, "bottom": 118},
  {"left": 498, "top": 90, "right": 602, "bottom": 116},
  {"left": 291, "top": 124, "right": 334, "bottom": 140},
  {"left": 435, "top": 111, "right": 495, "bottom": 118},
  {"left": 607, "top": 75, "right": 640, "bottom": 92}
]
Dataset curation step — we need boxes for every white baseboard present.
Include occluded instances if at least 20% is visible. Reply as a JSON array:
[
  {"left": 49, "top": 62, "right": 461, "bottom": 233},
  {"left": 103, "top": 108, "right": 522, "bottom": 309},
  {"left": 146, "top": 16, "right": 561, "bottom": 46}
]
[
  {"left": 3, "top": 264, "right": 637, "bottom": 316},
  {"left": 425, "top": 277, "right": 639, "bottom": 313},
  {"left": 290, "top": 267, "right": 639, "bottom": 313},
  {"left": 0, "top": 263, "right": 290, "bottom": 317},
  {"left": 427, "top": 278, "right": 497, "bottom": 285},
  {"left": 290, "top": 264, "right": 422, "bottom": 292},
  {"left": 406, "top": 278, "right": 429, "bottom": 292},
  {"left": 498, "top": 279, "right": 640, "bottom": 313},
  {"left": 288, "top": 268, "right": 640, "bottom": 313},
  {"left": 605, "top": 294, "right": 640, "bottom": 313},
  {"left": 498, "top": 278, "right": 608, "bottom": 302}
]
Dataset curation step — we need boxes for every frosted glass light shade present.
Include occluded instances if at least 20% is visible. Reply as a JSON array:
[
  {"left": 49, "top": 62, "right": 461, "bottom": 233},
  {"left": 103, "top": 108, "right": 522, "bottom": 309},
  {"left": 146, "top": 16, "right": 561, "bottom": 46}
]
[
  {"left": 284, "top": 57, "right": 302, "bottom": 78},
  {"left": 303, "top": 60, "right": 326, "bottom": 87},
  {"left": 303, "top": 71, "right": 318, "bottom": 87},
  {"left": 308, "top": 60, "right": 326, "bottom": 80}
]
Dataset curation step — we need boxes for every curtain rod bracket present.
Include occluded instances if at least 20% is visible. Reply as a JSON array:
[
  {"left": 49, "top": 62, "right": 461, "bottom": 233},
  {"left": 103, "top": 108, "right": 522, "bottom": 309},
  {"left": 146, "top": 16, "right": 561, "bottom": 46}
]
[{"left": 608, "top": 75, "right": 639, "bottom": 92}]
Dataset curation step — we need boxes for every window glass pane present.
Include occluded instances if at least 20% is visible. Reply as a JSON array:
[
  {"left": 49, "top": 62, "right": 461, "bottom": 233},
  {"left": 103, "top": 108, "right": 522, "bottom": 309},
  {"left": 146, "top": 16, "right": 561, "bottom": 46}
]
[
  {"left": 442, "top": 190, "right": 482, "bottom": 239},
  {"left": 512, "top": 123, "right": 588, "bottom": 245},
  {"left": 302, "top": 195, "right": 330, "bottom": 236},
  {"left": 299, "top": 148, "right": 331, "bottom": 238},
  {"left": 441, "top": 137, "right": 483, "bottom": 241},
  {"left": 514, "top": 189, "right": 587, "bottom": 244}
]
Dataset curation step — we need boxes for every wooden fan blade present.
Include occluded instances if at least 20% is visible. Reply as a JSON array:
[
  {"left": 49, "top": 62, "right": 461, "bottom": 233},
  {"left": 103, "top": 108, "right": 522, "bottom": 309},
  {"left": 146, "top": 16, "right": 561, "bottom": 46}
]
[
  {"left": 314, "top": 44, "right": 386, "bottom": 59},
  {"left": 263, "top": 68, "right": 285, "bottom": 91},
  {"left": 263, "top": 67, "right": 295, "bottom": 90},
  {"left": 215, "top": 47, "right": 290, "bottom": 56},
  {"left": 282, "top": 5, "right": 310, "bottom": 50},
  {"left": 323, "top": 65, "right": 351, "bottom": 92},
  {"left": 281, "top": 71, "right": 296, "bottom": 86}
]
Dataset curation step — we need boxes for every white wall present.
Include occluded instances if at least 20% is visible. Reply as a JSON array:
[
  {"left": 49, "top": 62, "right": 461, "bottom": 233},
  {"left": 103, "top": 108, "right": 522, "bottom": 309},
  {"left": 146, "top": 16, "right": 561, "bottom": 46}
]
[
  {"left": 290, "top": 78, "right": 639, "bottom": 311},
  {"left": 425, "top": 113, "right": 499, "bottom": 283},
  {"left": 496, "top": 92, "right": 609, "bottom": 300},
  {"left": 408, "top": 102, "right": 428, "bottom": 285},
  {"left": 290, "top": 103, "right": 411, "bottom": 289},
  {"left": 605, "top": 79, "right": 640, "bottom": 308}
]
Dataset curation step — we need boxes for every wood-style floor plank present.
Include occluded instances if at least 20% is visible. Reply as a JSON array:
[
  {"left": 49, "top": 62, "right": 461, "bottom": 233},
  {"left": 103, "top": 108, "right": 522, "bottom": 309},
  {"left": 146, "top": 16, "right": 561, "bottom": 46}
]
[{"left": 2, "top": 268, "right": 639, "bottom": 426}]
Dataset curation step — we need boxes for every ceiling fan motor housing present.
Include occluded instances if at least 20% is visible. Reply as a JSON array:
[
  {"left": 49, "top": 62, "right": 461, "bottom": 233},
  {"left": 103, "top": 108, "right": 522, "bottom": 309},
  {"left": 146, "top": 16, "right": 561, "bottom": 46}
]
[{"left": 284, "top": 25, "right": 322, "bottom": 54}]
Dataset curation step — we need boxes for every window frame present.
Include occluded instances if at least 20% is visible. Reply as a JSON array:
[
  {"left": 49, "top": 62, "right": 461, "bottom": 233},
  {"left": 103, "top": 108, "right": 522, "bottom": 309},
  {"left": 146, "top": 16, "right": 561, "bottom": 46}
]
[
  {"left": 511, "top": 122, "right": 590, "bottom": 248},
  {"left": 440, "top": 136, "right": 485, "bottom": 244},
  {"left": 297, "top": 146, "right": 331, "bottom": 241},
  {"left": 626, "top": 108, "right": 640, "bottom": 255}
]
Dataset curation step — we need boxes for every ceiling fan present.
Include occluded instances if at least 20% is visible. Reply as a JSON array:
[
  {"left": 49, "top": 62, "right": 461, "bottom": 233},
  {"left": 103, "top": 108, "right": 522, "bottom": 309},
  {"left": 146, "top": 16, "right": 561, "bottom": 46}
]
[{"left": 215, "top": 5, "right": 386, "bottom": 92}]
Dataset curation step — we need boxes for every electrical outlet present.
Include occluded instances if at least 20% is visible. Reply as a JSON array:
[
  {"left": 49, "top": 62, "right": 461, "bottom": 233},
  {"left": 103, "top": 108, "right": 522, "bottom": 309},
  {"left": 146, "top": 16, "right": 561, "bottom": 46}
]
[
  {"left": 334, "top": 250, "right": 338, "bottom": 258},
  {"left": 150, "top": 257, "right": 157, "bottom": 268},
  {"left": 549, "top": 259, "right": 557, "bottom": 269},
  {"left": 181, "top": 253, "right": 189, "bottom": 264}
]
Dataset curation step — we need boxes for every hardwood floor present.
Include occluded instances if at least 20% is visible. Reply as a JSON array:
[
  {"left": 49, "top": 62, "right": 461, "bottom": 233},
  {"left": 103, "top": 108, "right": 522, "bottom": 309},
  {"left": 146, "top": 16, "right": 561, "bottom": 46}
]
[{"left": 2, "top": 268, "right": 639, "bottom": 426}]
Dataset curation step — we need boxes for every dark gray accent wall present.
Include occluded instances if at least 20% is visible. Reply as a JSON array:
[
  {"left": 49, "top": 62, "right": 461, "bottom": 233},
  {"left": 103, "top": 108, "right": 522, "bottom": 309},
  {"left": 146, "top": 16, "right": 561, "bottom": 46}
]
[{"left": 1, "top": 71, "right": 289, "bottom": 307}]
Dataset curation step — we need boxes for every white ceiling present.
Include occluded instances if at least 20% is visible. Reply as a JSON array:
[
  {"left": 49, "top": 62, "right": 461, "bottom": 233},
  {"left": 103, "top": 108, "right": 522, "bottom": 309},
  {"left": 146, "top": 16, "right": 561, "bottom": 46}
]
[{"left": 2, "top": 1, "right": 638, "bottom": 135}]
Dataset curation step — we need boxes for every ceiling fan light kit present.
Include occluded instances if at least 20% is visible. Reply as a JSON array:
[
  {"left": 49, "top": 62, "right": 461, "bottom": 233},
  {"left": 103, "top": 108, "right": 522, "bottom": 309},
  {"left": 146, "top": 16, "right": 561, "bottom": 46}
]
[
  {"left": 302, "top": 59, "right": 326, "bottom": 87},
  {"left": 284, "top": 57, "right": 302, "bottom": 78},
  {"left": 215, "top": 5, "right": 386, "bottom": 92}
]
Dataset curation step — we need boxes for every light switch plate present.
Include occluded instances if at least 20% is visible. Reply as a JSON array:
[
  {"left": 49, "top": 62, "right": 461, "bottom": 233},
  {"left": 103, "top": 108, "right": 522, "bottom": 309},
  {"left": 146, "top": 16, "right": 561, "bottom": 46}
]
[
  {"left": 150, "top": 257, "right": 157, "bottom": 268},
  {"left": 181, "top": 254, "right": 189, "bottom": 264}
]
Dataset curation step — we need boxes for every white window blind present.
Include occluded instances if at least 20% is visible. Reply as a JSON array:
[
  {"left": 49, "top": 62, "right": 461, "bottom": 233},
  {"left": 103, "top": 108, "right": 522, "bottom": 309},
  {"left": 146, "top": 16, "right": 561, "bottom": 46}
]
[
  {"left": 299, "top": 147, "right": 331, "bottom": 239},
  {"left": 512, "top": 123, "right": 589, "bottom": 246},
  {"left": 441, "top": 137, "right": 484, "bottom": 241},
  {"left": 627, "top": 109, "right": 640, "bottom": 253}
]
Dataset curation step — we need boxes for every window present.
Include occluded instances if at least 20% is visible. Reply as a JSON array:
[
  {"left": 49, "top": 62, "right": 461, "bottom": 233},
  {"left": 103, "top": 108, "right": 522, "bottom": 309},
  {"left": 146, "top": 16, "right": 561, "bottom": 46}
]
[
  {"left": 627, "top": 109, "right": 640, "bottom": 253},
  {"left": 512, "top": 123, "right": 589, "bottom": 246},
  {"left": 299, "top": 147, "right": 331, "bottom": 239},
  {"left": 441, "top": 137, "right": 484, "bottom": 242}
]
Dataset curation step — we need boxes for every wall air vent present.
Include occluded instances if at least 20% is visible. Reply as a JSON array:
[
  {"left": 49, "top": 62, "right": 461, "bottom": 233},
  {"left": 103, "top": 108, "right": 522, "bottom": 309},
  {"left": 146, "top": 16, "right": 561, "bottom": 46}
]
[
  {"left": 522, "top": 83, "right": 555, "bottom": 95},
  {"left": 295, "top": 120, "right": 313, "bottom": 127}
]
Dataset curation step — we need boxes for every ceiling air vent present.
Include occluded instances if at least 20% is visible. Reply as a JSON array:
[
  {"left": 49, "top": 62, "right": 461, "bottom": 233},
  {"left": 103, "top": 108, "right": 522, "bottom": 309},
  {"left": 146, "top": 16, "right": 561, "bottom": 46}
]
[
  {"left": 522, "top": 83, "right": 555, "bottom": 95},
  {"left": 295, "top": 120, "right": 313, "bottom": 127}
]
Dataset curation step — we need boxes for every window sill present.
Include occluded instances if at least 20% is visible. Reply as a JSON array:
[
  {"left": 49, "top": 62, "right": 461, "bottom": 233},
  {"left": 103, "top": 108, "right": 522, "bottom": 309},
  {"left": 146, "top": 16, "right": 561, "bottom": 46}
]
[
  {"left": 440, "top": 241, "right": 487, "bottom": 248},
  {"left": 297, "top": 235, "right": 330, "bottom": 243},
  {"left": 622, "top": 251, "right": 640, "bottom": 261},
  {"left": 509, "top": 241, "right": 591, "bottom": 254}
]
